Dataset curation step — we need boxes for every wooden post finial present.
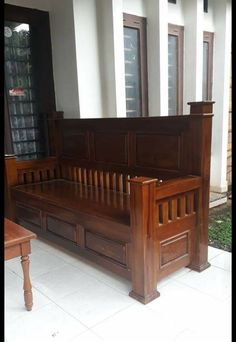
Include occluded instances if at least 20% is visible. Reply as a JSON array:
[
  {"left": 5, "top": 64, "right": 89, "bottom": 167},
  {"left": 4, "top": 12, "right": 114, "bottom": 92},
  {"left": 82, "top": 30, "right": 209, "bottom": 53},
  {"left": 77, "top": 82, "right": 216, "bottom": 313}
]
[{"left": 188, "top": 101, "right": 215, "bottom": 114}]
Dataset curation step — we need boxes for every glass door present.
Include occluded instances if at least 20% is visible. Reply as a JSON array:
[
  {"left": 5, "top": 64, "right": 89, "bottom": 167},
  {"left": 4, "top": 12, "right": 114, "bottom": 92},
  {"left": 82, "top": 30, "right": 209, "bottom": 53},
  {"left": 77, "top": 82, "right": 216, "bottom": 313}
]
[
  {"left": 4, "top": 21, "right": 47, "bottom": 160},
  {"left": 4, "top": 4, "right": 56, "bottom": 160}
]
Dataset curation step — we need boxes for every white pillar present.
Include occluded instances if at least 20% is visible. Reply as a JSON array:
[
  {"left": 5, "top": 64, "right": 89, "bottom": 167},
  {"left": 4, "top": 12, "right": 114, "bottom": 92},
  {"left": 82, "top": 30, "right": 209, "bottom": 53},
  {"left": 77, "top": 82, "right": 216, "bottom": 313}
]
[
  {"left": 50, "top": 0, "right": 80, "bottom": 118},
  {"left": 146, "top": 0, "right": 168, "bottom": 116},
  {"left": 73, "top": 0, "right": 103, "bottom": 118},
  {"left": 183, "top": 0, "right": 204, "bottom": 114},
  {"left": 96, "top": 0, "right": 126, "bottom": 117},
  {"left": 210, "top": 0, "right": 231, "bottom": 193},
  {"left": 112, "top": 0, "right": 126, "bottom": 117}
]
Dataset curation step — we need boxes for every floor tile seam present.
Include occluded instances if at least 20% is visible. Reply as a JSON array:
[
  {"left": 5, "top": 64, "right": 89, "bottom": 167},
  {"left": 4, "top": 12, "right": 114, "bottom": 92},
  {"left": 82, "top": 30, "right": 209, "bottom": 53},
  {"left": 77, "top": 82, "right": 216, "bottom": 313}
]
[
  {"left": 30, "top": 245, "right": 133, "bottom": 300},
  {"left": 52, "top": 295, "right": 135, "bottom": 329},
  {"left": 5, "top": 284, "right": 53, "bottom": 311},
  {"left": 33, "top": 259, "right": 132, "bottom": 298},
  {"left": 33, "top": 239, "right": 83, "bottom": 262},
  {"left": 88, "top": 302, "right": 136, "bottom": 330},
  {"left": 174, "top": 277, "right": 231, "bottom": 302},
  {"left": 161, "top": 269, "right": 193, "bottom": 283},
  {"left": 208, "top": 252, "right": 224, "bottom": 261},
  {"left": 6, "top": 257, "right": 70, "bottom": 281},
  {"left": 29, "top": 262, "right": 81, "bottom": 282},
  {"left": 53, "top": 259, "right": 133, "bottom": 297},
  {"left": 6, "top": 283, "right": 88, "bottom": 327},
  {"left": 4, "top": 266, "right": 24, "bottom": 280},
  {"left": 30, "top": 262, "right": 132, "bottom": 301},
  {"left": 32, "top": 241, "right": 82, "bottom": 265},
  {"left": 73, "top": 270, "right": 131, "bottom": 297},
  {"left": 68, "top": 329, "right": 105, "bottom": 342},
  {"left": 209, "top": 263, "right": 231, "bottom": 272},
  {"left": 5, "top": 301, "right": 54, "bottom": 326},
  {"left": 33, "top": 294, "right": 91, "bottom": 330}
]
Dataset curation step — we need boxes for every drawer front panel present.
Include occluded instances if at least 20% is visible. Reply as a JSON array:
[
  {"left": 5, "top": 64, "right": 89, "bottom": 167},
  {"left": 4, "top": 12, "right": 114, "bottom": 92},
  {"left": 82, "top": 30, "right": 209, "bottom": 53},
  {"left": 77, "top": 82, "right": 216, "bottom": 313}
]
[
  {"left": 86, "top": 232, "right": 126, "bottom": 265},
  {"left": 16, "top": 203, "right": 41, "bottom": 227},
  {"left": 160, "top": 231, "right": 190, "bottom": 268},
  {"left": 46, "top": 215, "right": 77, "bottom": 243}
]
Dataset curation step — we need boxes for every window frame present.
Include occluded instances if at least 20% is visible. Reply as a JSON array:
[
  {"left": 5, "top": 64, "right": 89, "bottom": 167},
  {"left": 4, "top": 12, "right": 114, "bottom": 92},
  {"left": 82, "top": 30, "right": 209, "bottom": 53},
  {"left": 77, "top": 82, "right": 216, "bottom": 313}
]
[
  {"left": 123, "top": 13, "right": 148, "bottom": 117},
  {"left": 203, "top": 31, "right": 214, "bottom": 101},
  {"left": 168, "top": 24, "right": 184, "bottom": 116},
  {"left": 4, "top": 4, "right": 56, "bottom": 159}
]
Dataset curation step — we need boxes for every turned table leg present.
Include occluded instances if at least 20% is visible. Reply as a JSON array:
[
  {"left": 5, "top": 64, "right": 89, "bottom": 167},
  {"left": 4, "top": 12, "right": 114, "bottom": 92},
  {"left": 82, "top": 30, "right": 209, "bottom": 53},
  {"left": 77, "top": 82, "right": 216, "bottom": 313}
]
[{"left": 21, "top": 255, "right": 33, "bottom": 311}]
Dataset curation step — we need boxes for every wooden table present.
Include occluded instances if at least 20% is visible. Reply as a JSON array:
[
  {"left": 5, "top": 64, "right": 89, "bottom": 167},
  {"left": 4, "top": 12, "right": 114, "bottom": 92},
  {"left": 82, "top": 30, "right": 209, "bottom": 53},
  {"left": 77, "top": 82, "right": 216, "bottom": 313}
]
[{"left": 4, "top": 218, "right": 37, "bottom": 311}]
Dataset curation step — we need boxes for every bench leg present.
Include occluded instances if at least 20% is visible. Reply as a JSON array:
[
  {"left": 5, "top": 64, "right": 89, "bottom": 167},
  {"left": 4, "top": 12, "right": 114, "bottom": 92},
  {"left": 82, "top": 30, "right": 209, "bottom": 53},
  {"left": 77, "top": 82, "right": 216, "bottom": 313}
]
[
  {"left": 188, "top": 189, "right": 211, "bottom": 272},
  {"left": 129, "top": 177, "right": 160, "bottom": 304},
  {"left": 21, "top": 255, "right": 33, "bottom": 311}
]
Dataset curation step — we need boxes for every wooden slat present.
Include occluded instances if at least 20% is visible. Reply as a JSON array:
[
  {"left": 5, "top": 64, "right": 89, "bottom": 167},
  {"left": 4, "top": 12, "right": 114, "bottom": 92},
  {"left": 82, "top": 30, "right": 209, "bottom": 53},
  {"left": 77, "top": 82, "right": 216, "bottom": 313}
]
[
  {"left": 158, "top": 204, "right": 163, "bottom": 224},
  {"left": 25, "top": 172, "right": 32, "bottom": 184},
  {"left": 178, "top": 196, "right": 186, "bottom": 218},
  {"left": 162, "top": 202, "right": 169, "bottom": 225},
  {"left": 88, "top": 169, "right": 92, "bottom": 186},
  {"left": 170, "top": 198, "right": 177, "bottom": 221},
  {"left": 186, "top": 192, "right": 194, "bottom": 214},
  {"left": 122, "top": 174, "right": 127, "bottom": 193}
]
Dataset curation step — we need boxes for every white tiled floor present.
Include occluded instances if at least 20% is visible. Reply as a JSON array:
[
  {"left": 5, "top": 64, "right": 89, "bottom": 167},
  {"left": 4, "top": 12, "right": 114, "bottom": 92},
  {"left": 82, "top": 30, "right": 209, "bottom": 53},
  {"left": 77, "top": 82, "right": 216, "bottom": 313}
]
[{"left": 5, "top": 239, "right": 231, "bottom": 342}]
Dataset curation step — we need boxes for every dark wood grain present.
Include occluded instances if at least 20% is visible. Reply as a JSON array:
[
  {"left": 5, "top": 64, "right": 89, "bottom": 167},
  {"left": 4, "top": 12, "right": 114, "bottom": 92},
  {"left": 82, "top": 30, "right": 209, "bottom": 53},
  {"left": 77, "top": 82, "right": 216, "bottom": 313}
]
[
  {"left": 6, "top": 101, "right": 214, "bottom": 304},
  {"left": 4, "top": 218, "right": 36, "bottom": 311}
]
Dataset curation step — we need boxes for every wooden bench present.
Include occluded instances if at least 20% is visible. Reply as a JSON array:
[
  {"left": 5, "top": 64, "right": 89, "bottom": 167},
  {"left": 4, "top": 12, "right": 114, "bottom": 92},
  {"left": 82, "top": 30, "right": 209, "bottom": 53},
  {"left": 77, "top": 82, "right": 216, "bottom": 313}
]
[
  {"left": 4, "top": 218, "right": 36, "bottom": 311},
  {"left": 5, "top": 101, "right": 214, "bottom": 304}
]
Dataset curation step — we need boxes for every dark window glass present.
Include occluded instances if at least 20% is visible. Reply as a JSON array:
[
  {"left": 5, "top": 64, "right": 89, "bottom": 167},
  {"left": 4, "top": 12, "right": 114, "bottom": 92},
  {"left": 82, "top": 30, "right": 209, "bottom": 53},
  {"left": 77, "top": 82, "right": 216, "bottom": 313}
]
[
  {"left": 123, "top": 14, "right": 148, "bottom": 117},
  {"left": 202, "top": 41, "right": 209, "bottom": 101},
  {"left": 168, "top": 35, "right": 178, "bottom": 116},
  {"left": 203, "top": 32, "right": 214, "bottom": 101},
  {"left": 4, "top": 21, "right": 48, "bottom": 160},
  {"left": 204, "top": 0, "right": 208, "bottom": 13},
  {"left": 124, "top": 27, "right": 141, "bottom": 117}
]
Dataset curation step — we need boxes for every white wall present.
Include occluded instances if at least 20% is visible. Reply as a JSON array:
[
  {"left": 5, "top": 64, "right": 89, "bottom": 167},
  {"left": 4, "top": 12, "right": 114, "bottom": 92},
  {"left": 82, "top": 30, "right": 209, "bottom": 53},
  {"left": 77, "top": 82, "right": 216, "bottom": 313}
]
[
  {"left": 146, "top": 0, "right": 168, "bottom": 116},
  {"left": 96, "top": 0, "right": 126, "bottom": 117},
  {"left": 168, "top": 0, "right": 184, "bottom": 26},
  {"left": 182, "top": 0, "right": 204, "bottom": 114},
  {"left": 49, "top": 0, "right": 80, "bottom": 118},
  {"left": 96, "top": 0, "right": 118, "bottom": 117},
  {"left": 73, "top": 0, "right": 103, "bottom": 118},
  {"left": 203, "top": 0, "right": 214, "bottom": 32},
  {"left": 123, "top": 0, "right": 146, "bottom": 17},
  {"left": 5, "top": 0, "right": 81, "bottom": 119},
  {"left": 210, "top": 0, "right": 231, "bottom": 192}
]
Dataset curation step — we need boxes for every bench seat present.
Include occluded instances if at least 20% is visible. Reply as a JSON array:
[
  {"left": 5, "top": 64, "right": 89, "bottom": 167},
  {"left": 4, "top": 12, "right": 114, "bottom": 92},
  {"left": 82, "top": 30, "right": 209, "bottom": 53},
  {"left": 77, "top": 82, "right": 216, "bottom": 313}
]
[{"left": 12, "top": 179, "right": 130, "bottom": 226}]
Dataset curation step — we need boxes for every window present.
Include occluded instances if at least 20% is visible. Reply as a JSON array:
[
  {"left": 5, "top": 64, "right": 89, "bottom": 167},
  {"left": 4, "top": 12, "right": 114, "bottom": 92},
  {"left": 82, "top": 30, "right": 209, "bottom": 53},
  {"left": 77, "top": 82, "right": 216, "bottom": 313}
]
[
  {"left": 123, "top": 13, "right": 148, "bottom": 117},
  {"left": 203, "top": 0, "right": 208, "bottom": 13},
  {"left": 202, "top": 31, "right": 214, "bottom": 101},
  {"left": 168, "top": 0, "right": 177, "bottom": 4},
  {"left": 168, "top": 24, "right": 184, "bottom": 116},
  {"left": 4, "top": 4, "right": 55, "bottom": 160}
]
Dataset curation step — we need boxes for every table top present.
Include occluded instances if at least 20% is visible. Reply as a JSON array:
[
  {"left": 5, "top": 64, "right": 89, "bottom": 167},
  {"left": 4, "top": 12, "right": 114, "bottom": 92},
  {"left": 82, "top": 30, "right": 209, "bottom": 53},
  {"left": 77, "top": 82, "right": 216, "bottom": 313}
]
[{"left": 4, "top": 218, "right": 37, "bottom": 248}]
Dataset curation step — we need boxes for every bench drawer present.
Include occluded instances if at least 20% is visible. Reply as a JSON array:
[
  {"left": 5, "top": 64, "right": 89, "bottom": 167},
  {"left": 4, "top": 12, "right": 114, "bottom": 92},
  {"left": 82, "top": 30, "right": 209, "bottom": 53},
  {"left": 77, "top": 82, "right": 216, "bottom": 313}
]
[
  {"left": 16, "top": 203, "right": 41, "bottom": 229},
  {"left": 86, "top": 232, "right": 126, "bottom": 265},
  {"left": 46, "top": 215, "right": 78, "bottom": 243}
]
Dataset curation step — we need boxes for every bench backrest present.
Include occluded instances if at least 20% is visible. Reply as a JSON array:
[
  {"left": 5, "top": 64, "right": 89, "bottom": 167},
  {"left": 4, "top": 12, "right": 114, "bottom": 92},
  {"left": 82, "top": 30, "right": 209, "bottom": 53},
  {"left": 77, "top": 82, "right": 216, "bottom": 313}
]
[{"left": 57, "top": 103, "right": 213, "bottom": 191}]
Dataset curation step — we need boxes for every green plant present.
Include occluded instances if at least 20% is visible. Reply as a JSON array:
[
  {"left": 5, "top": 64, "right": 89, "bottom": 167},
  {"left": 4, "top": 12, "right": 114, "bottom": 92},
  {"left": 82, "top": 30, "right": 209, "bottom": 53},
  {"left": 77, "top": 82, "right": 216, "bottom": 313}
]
[{"left": 208, "top": 207, "right": 232, "bottom": 251}]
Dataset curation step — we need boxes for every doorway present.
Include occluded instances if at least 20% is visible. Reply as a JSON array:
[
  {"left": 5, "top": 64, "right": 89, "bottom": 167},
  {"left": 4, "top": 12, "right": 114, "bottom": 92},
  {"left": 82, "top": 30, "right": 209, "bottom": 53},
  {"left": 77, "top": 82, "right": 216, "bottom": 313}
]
[{"left": 4, "top": 4, "right": 55, "bottom": 160}]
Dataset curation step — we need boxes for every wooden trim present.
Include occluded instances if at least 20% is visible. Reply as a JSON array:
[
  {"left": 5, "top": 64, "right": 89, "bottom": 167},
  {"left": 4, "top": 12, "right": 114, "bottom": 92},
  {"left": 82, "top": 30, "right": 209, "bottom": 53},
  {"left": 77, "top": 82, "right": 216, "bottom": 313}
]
[
  {"left": 123, "top": 13, "right": 148, "bottom": 117},
  {"left": 203, "top": 31, "right": 214, "bottom": 101},
  {"left": 4, "top": 89, "right": 14, "bottom": 155},
  {"left": 168, "top": 24, "right": 184, "bottom": 115}
]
